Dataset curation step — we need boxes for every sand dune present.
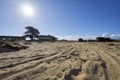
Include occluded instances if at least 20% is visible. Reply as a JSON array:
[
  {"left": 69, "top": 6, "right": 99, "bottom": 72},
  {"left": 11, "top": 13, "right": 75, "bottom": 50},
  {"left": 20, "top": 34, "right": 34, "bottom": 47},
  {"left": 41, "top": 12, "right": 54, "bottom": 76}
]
[{"left": 0, "top": 42, "right": 120, "bottom": 80}]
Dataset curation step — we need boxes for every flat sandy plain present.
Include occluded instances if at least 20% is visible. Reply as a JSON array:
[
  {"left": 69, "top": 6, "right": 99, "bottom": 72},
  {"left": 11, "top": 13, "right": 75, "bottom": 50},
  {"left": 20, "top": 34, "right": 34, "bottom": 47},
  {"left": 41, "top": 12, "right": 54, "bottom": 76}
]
[{"left": 0, "top": 42, "right": 120, "bottom": 80}]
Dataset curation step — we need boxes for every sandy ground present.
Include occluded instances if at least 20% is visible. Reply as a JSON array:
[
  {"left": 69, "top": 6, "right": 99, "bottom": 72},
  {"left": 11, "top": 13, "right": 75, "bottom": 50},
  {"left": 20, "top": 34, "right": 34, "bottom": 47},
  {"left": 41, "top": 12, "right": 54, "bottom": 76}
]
[{"left": 0, "top": 42, "right": 120, "bottom": 80}]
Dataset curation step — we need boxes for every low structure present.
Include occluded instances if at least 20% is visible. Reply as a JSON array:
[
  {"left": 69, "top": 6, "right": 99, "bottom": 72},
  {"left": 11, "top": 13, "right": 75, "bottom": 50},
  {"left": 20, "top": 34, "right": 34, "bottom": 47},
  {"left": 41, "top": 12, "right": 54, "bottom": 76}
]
[
  {"left": 0, "top": 36, "right": 25, "bottom": 41},
  {"left": 39, "top": 35, "right": 58, "bottom": 42},
  {"left": 0, "top": 35, "right": 58, "bottom": 42}
]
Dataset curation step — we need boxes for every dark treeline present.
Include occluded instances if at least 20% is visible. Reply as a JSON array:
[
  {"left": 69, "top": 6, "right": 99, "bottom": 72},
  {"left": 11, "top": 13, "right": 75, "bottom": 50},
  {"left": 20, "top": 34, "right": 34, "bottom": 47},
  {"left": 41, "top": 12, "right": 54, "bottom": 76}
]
[{"left": 78, "top": 37, "right": 120, "bottom": 42}]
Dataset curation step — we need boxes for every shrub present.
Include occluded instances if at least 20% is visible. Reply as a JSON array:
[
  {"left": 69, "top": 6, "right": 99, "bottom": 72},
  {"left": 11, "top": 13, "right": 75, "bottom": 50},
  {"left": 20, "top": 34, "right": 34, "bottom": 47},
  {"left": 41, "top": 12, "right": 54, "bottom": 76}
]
[
  {"left": 1, "top": 41, "right": 28, "bottom": 51},
  {"left": 78, "top": 38, "right": 84, "bottom": 42},
  {"left": 87, "top": 39, "right": 96, "bottom": 42},
  {"left": 96, "top": 37, "right": 112, "bottom": 42}
]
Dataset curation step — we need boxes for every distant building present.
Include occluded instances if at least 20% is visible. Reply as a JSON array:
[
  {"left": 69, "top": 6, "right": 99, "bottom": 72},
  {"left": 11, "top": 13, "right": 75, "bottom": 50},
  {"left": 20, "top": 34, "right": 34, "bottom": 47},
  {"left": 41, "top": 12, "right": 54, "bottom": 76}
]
[
  {"left": 0, "top": 35, "right": 25, "bottom": 41},
  {"left": 0, "top": 35, "right": 58, "bottom": 42},
  {"left": 38, "top": 35, "right": 58, "bottom": 42}
]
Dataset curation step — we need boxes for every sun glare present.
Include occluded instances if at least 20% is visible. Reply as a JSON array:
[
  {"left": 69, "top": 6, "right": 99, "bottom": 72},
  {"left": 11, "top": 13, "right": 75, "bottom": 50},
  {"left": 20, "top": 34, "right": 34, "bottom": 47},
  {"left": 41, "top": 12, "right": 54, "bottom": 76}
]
[{"left": 21, "top": 3, "right": 35, "bottom": 18}]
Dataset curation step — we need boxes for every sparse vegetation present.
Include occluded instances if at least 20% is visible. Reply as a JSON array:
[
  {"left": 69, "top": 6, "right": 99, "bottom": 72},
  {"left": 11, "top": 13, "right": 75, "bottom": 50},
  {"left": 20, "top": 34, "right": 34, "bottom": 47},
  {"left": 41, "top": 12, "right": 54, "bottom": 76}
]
[
  {"left": 87, "top": 39, "right": 96, "bottom": 42},
  {"left": 96, "top": 37, "right": 113, "bottom": 42},
  {"left": 0, "top": 41, "right": 28, "bottom": 52}
]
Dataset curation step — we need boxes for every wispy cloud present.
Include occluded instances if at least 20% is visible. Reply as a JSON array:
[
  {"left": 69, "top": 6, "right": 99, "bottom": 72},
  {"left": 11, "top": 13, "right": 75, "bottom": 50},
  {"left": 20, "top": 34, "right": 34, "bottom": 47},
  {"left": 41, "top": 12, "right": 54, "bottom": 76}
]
[
  {"left": 56, "top": 33, "right": 120, "bottom": 40},
  {"left": 57, "top": 35, "right": 96, "bottom": 40},
  {"left": 57, "top": 35, "right": 80, "bottom": 40},
  {"left": 101, "top": 33, "right": 120, "bottom": 40}
]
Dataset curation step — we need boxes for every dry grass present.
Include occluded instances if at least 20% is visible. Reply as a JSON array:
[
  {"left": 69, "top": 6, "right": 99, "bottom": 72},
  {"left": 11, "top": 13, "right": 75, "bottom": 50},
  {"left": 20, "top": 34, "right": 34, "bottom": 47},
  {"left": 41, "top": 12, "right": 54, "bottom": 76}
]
[{"left": 0, "top": 41, "right": 28, "bottom": 52}]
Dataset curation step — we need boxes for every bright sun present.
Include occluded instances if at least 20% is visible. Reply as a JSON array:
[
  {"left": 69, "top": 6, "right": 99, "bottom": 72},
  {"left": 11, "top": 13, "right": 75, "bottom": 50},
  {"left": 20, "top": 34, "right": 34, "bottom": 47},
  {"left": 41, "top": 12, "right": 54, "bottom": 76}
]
[{"left": 21, "top": 3, "right": 35, "bottom": 18}]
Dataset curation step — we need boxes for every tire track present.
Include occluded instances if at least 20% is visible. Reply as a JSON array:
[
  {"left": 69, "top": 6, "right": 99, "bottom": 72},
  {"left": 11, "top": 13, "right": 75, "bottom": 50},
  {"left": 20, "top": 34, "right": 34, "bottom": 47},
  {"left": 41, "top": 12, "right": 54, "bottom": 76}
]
[
  {"left": 33, "top": 44, "right": 82, "bottom": 80},
  {"left": 1, "top": 45, "right": 74, "bottom": 80},
  {"left": 74, "top": 43, "right": 108, "bottom": 80},
  {"left": 89, "top": 44, "right": 120, "bottom": 80},
  {"left": 0, "top": 42, "right": 120, "bottom": 80}
]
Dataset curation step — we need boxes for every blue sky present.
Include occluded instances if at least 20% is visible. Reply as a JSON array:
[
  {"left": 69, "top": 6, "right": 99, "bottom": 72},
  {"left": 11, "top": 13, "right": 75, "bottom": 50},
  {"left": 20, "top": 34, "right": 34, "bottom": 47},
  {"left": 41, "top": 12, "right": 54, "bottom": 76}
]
[{"left": 0, "top": 0, "right": 120, "bottom": 40}]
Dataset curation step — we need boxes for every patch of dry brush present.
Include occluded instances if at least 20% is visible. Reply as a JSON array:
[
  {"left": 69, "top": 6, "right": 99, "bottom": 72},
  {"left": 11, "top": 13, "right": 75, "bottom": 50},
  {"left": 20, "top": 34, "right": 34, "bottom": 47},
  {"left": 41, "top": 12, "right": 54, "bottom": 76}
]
[{"left": 0, "top": 41, "right": 28, "bottom": 52}]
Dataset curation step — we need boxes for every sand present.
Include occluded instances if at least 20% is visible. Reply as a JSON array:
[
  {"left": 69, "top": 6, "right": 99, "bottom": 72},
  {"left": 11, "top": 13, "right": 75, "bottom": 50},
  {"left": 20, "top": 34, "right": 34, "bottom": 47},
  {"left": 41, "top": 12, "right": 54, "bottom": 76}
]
[{"left": 0, "top": 42, "right": 120, "bottom": 80}]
